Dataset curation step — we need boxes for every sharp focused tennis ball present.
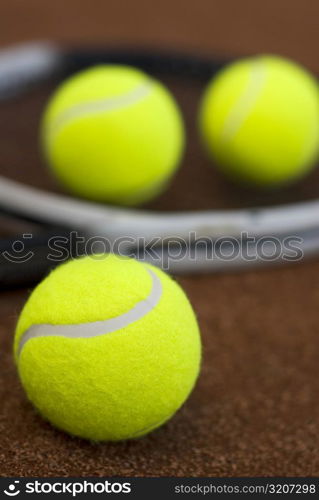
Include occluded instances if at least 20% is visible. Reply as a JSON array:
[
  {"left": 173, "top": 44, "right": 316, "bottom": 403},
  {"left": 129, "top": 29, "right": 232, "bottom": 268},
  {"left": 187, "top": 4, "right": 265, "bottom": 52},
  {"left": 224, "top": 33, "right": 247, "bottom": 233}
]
[
  {"left": 14, "top": 254, "right": 201, "bottom": 441},
  {"left": 199, "top": 55, "right": 319, "bottom": 186},
  {"left": 41, "top": 65, "right": 184, "bottom": 205}
]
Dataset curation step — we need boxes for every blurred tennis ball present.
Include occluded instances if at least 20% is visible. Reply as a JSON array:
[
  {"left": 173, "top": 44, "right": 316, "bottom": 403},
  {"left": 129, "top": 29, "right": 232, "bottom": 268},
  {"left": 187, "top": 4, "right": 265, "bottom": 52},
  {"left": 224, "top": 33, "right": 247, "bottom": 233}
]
[
  {"left": 14, "top": 254, "right": 201, "bottom": 441},
  {"left": 199, "top": 55, "right": 319, "bottom": 187},
  {"left": 41, "top": 65, "right": 184, "bottom": 205}
]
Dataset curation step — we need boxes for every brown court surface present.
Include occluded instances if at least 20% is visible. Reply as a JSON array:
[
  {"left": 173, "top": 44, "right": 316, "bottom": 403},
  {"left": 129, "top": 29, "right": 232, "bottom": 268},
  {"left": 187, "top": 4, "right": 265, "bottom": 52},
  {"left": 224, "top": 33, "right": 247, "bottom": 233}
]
[{"left": 1, "top": 0, "right": 319, "bottom": 477}]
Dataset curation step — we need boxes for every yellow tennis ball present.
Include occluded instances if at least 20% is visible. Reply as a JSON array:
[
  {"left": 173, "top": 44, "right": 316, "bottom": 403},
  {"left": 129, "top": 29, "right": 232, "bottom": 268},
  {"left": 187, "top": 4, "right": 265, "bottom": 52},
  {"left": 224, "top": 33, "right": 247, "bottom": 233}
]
[
  {"left": 41, "top": 65, "right": 184, "bottom": 205},
  {"left": 199, "top": 55, "right": 319, "bottom": 186},
  {"left": 14, "top": 254, "right": 201, "bottom": 441}
]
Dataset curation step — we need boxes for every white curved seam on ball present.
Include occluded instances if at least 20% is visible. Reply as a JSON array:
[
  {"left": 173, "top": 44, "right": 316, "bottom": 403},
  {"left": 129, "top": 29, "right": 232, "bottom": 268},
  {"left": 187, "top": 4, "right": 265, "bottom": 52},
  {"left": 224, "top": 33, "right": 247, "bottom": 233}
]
[
  {"left": 47, "top": 80, "right": 153, "bottom": 138},
  {"left": 221, "top": 59, "right": 266, "bottom": 142},
  {"left": 17, "top": 268, "right": 162, "bottom": 357}
]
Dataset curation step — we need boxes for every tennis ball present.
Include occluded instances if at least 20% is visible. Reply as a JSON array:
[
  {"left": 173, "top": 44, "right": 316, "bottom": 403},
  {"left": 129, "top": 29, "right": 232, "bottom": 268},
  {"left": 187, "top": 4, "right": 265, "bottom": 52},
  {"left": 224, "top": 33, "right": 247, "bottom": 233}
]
[
  {"left": 41, "top": 65, "right": 184, "bottom": 205},
  {"left": 14, "top": 254, "right": 201, "bottom": 441},
  {"left": 199, "top": 55, "right": 319, "bottom": 186}
]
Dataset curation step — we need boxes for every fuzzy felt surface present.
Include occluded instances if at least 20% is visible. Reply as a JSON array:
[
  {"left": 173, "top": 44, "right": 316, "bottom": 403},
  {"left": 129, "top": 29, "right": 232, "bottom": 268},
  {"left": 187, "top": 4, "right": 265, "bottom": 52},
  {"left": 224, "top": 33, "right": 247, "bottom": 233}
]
[
  {"left": 200, "top": 56, "right": 319, "bottom": 186},
  {"left": 15, "top": 255, "right": 201, "bottom": 441},
  {"left": 42, "top": 65, "right": 185, "bottom": 205}
]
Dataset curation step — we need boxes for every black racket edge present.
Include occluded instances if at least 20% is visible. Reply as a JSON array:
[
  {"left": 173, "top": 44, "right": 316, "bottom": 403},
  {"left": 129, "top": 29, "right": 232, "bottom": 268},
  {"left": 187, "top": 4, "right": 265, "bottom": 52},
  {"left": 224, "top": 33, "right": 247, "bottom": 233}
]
[
  {"left": 0, "top": 227, "right": 85, "bottom": 289},
  {"left": 62, "top": 48, "right": 231, "bottom": 80}
]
